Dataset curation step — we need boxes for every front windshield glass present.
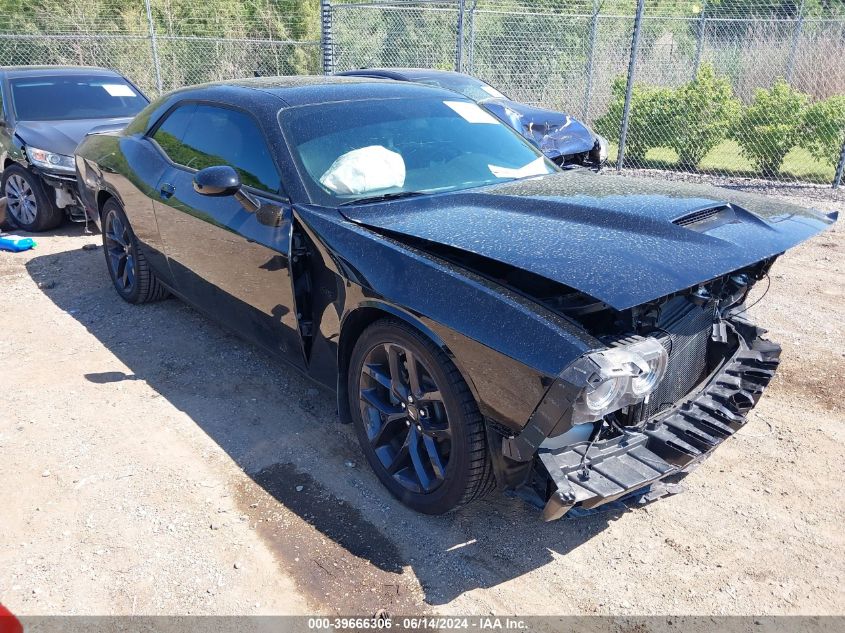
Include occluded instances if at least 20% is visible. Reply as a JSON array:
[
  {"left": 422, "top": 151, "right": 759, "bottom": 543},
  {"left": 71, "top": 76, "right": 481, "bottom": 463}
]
[
  {"left": 414, "top": 75, "right": 508, "bottom": 102},
  {"left": 279, "top": 97, "right": 556, "bottom": 206},
  {"left": 10, "top": 75, "right": 147, "bottom": 121}
]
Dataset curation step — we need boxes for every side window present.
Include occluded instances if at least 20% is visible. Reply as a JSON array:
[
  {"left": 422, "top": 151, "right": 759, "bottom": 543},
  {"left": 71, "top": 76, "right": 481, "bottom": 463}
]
[
  {"left": 177, "top": 104, "right": 281, "bottom": 193},
  {"left": 151, "top": 103, "right": 195, "bottom": 159}
]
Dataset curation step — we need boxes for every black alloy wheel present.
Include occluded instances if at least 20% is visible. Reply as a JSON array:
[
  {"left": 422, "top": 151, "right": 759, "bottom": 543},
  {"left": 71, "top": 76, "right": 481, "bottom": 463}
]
[
  {"left": 104, "top": 206, "right": 137, "bottom": 295},
  {"left": 359, "top": 340, "right": 451, "bottom": 494},
  {"left": 349, "top": 319, "right": 495, "bottom": 514},
  {"left": 100, "top": 198, "right": 168, "bottom": 304}
]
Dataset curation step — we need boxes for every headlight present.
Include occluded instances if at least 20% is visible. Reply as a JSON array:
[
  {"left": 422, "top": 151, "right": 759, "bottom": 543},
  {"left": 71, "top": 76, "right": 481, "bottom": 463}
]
[
  {"left": 571, "top": 337, "right": 668, "bottom": 424},
  {"left": 25, "top": 146, "right": 76, "bottom": 173},
  {"left": 628, "top": 338, "right": 669, "bottom": 396},
  {"left": 583, "top": 376, "right": 625, "bottom": 412}
]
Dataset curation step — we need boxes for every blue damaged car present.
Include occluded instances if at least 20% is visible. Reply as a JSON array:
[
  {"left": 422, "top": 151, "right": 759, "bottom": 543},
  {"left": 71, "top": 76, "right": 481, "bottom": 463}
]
[{"left": 337, "top": 68, "right": 608, "bottom": 169}]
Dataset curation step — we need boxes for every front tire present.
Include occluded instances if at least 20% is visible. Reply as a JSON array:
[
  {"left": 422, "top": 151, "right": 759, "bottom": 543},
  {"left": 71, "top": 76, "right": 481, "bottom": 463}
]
[
  {"left": 2, "top": 164, "right": 63, "bottom": 232},
  {"left": 348, "top": 319, "right": 495, "bottom": 514},
  {"left": 101, "top": 198, "right": 168, "bottom": 304}
]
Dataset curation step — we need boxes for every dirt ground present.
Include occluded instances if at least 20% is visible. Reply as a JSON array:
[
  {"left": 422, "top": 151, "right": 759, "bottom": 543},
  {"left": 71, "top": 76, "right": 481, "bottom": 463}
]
[{"left": 1, "top": 182, "right": 843, "bottom": 618}]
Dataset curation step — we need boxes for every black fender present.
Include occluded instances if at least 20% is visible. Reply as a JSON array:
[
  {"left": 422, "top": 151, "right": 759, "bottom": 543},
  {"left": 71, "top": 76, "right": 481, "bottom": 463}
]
[{"left": 292, "top": 204, "right": 599, "bottom": 434}]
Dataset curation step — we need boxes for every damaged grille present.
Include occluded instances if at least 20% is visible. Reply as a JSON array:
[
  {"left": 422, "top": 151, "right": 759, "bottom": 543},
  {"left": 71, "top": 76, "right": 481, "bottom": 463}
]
[{"left": 642, "top": 298, "right": 715, "bottom": 419}]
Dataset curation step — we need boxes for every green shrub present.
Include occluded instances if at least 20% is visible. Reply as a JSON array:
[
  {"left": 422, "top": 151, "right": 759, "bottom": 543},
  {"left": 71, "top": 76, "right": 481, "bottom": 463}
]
[
  {"left": 731, "top": 79, "right": 809, "bottom": 176},
  {"left": 595, "top": 77, "right": 676, "bottom": 163},
  {"left": 668, "top": 64, "right": 741, "bottom": 169},
  {"left": 799, "top": 95, "right": 845, "bottom": 168}
]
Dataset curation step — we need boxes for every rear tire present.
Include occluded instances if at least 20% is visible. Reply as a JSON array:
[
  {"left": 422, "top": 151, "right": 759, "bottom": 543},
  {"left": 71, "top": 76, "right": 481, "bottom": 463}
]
[
  {"left": 2, "top": 164, "right": 63, "bottom": 232},
  {"left": 101, "top": 198, "right": 169, "bottom": 304},
  {"left": 348, "top": 318, "right": 495, "bottom": 514}
]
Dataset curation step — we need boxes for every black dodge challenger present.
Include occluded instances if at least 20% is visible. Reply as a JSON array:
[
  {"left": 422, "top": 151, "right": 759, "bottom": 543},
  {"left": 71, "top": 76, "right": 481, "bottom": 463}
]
[{"left": 75, "top": 76, "right": 836, "bottom": 520}]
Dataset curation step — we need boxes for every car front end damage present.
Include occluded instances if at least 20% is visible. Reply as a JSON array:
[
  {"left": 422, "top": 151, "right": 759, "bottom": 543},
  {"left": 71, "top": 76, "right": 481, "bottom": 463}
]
[
  {"left": 12, "top": 144, "right": 90, "bottom": 224},
  {"left": 36, "top": 169, "right": 88, "bottom": 222},
  {"left": 489, "top": 263, "right": 783, "bottom": 520},
  {"left": 337, "top": 169, "right": 836, "bottom": 518},
  {"left": 480, "top": 99, "right": 607, "bottom": 169},
  {"left": 14, "top": 118, "right": 137, "bottom": 226}
]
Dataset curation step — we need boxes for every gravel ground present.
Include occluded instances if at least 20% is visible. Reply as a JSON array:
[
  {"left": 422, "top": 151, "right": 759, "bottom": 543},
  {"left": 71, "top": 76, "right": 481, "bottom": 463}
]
[{"left": 0, "top": 180, "right": 843, "bottom": 617}]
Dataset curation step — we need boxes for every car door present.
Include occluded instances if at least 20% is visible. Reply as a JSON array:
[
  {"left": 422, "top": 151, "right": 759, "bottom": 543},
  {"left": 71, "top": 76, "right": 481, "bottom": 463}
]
[{"left": 147, "top": 102, "right": 304, "bottom": 367}]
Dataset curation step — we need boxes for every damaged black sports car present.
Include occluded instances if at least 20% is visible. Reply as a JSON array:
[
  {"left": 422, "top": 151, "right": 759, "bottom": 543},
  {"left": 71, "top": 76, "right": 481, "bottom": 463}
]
[{"left": 75, "top": 77, "right": 836, "bottom": 519}]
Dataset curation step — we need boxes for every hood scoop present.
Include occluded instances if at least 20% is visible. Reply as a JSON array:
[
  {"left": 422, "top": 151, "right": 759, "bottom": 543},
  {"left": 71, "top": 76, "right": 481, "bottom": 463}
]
[{"left": 673, "top": 205, "right": 735, "bottom": 231}]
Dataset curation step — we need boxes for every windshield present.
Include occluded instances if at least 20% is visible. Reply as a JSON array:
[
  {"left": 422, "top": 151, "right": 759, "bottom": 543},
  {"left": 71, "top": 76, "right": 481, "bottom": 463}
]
[
  {"left": 10, "top": 75, "right": 147, "bottom": 121},
  {"left": 413, "top": 75, "right": 508, "bottom": 102},
  {"left": 279, "top": 97, "right": 556, "bottom": 206}
]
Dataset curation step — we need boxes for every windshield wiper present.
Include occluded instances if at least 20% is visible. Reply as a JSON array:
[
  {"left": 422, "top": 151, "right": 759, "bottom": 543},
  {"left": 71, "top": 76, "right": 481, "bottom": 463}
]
[{"left": 338, "top": 191, "right": 427, "bottom": 206}]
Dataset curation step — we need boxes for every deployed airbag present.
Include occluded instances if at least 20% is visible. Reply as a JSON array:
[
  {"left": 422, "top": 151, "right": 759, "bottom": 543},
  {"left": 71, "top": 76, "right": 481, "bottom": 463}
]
[{"left": 320, "top": 145, "right": 406, "bottom": 195}]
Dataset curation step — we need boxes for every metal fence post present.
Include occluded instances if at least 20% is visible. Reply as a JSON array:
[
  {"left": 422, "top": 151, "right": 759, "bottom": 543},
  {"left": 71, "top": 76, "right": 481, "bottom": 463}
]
[
  {"left": 582, "top": 0, "right": 600, "bottom": 122},
  {"left": 144, "top": 0, "right": 163, "bottom": 94},
  {"left": 455, "top": 0, "right": 466, "bottom": 73},
  {"left": 320, "top": 0, "right": 333, "bottom": 75},
  {"left": 692, "top": 1, "right": 707, "bottom": 79},
  {"left": 834, "top": 133, "right": 845, "bottom": 189},
  {"left": 786, "top": 0, "right": 806, "bottom": 82},
  {"left": 467, "top": 0, "right": 477, "bottom": 75},
  {"left": 616, "top": 0, "right": 646, "bottom": 171}
]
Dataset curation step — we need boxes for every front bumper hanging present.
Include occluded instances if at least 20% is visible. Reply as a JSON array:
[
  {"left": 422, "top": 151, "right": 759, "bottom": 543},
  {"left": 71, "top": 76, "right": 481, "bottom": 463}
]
[{"left": 538, "top": 325, "right": 781, "bottom": 521}]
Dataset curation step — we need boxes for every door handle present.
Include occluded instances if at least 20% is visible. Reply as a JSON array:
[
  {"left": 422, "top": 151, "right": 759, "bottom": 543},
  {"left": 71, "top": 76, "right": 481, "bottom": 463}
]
[{"left": 159, "top": 183, "right": 175, "bottom": 199}]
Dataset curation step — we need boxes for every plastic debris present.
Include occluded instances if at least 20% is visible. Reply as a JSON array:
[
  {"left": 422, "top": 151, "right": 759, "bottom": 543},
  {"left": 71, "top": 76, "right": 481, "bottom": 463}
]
[{"left": 0, "top": 234, "right": 36, "bottom": 252}]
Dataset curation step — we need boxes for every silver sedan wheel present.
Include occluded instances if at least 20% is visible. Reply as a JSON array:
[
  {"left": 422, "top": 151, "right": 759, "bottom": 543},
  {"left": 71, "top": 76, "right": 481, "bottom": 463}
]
[{"left": 5, "top": 174, "right": 38, "bottom": 225}]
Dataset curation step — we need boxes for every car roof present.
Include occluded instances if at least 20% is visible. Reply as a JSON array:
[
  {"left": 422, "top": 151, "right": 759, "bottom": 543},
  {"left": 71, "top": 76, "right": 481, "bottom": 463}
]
[
  {"left": 338, "top": 68, "right": 476, "bottom": 82},
  {"left": 0, "top": 65, "right": 125, "bottom": 79},
  {"left": 172, "top": 75, "right": 468, "bottom": 108}
]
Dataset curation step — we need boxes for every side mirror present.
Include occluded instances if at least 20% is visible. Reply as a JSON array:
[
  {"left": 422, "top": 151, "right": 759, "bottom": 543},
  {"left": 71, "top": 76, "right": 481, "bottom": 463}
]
[
  {"left": 193, "top": 165, "right": 241, "bottom": 196},
  {"left": 193, "top": 165, "right": 260, "bottom": 213}
]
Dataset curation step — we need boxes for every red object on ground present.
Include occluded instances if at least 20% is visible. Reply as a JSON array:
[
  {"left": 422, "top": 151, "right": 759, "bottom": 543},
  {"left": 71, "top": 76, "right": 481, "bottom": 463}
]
[{"left": 0, "top": 604, "right": 22, "bottom": 633}]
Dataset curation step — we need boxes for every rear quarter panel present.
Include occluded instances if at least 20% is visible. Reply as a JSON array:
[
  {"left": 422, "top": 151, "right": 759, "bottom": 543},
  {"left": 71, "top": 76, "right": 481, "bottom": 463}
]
[{"left": 76, "top": 132, "right": 172, "bottom": 284}]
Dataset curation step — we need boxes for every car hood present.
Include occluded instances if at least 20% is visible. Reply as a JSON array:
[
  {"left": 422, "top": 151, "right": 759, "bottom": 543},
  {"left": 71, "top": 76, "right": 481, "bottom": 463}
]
[
  {"left": 15, "top": 117, "right": 134, "bottom": 156},
  {"left": 339, "top": 171, "right": 836, "bottom": 311},
  {"left": 480, "top": 98, "right": 596, "bottom": 159}
]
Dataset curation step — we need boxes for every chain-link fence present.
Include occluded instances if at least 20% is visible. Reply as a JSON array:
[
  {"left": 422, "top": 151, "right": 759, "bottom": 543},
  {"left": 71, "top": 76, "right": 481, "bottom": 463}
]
[
  {"left": 1, "top": 0, "right": 843, "bottom": 188},
  {"left": 0, "top": 0, "right": 322, "bottom": 97},
  {"left": 325, "top": 0, "right": 845, "bottom": 188}
]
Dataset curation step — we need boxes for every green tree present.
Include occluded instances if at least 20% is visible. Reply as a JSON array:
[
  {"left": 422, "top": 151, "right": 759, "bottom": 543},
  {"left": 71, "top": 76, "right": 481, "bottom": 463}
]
[
  {"left": 668, "top": 64, "right": 741, "bottom": 169},
  {"left": 731, "top": 79, "right": 809, "bottom": 176},
  {"left": 800, "top": 95, "right": 845, "bottom": 168},
  {"left": 594, "top": 77, "right": 676, "bottom": 164}
]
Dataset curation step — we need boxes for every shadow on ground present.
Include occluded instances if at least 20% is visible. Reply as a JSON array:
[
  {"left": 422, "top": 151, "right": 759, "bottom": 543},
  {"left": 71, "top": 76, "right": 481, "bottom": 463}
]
[{"left": 27, "top": 245, "right": 648, "bottom": 608}]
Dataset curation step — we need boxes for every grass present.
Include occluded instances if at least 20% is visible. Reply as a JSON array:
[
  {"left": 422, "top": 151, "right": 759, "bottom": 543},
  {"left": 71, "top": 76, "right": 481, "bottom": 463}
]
[{"left": 606, "top": 139, "right": 837, "bottom": 184}]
